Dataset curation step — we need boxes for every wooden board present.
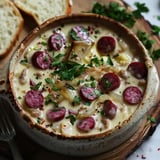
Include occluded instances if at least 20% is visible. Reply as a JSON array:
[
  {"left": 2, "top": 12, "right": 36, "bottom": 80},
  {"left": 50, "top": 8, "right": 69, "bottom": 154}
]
[{"left": 0, "top": 0, "right": 160, "bottom": 159}]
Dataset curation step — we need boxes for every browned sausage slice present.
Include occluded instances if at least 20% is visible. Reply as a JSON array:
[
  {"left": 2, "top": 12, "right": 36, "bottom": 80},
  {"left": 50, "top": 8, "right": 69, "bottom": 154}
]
[
  {"left": 70, "top": 25, "right": 89, "bottom": 41},
  {"left": 77, "top": 117, "right": 95, "bottom": 132},
  {"left": 48, "top": 33, "right": 65, "bottom": 51},
  {"left": 25, "top": 90, "right": 44, "bottom": 108},
  {"left": 46, "top": 107, "right": 66, "bottom": 122},
  {"left": 99, "top": 72, "right": 120, "bottom": 93},
  {"left": 127, "top": 62, "right": 147, "bottom": 79},
  {"left": 32, "top": 51, "right": 51, "bottom": 69},
  {"left": 123, "top": 86, "right": 143, "bottom": 105},
  {"left": 97, "top": 36, "right": 116, "bottom": 54},
  {"left": 103, "top": 100, "right": 117, "bottom": 119},
  {"left": 80, "top": 86, "right": 98, "bottom": 101}
]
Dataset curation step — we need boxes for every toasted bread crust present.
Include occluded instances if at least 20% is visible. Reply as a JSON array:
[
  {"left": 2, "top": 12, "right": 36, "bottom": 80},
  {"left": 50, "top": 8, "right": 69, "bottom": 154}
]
[
  {"left": 14, "top": 0, "right": 72, "bottom": 25},
  {"left": 0, "top": 0, "right": 23, "bottom": 58}
]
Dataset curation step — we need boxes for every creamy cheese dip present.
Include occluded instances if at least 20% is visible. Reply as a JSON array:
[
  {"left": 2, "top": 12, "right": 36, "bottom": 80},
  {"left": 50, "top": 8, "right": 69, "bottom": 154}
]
[{"left": 11, "top": 22, "right": 147, "bottom": 137}]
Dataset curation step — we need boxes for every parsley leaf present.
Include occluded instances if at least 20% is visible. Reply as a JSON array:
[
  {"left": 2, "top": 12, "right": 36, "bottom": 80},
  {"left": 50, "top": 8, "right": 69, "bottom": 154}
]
[
  {"left": 92, "top": 2, "right": 107, "bottom": 16},
  {"left": 20, "top": 57, "right": 28, "bottom": 65},
  {"left": 157, "top": 16, "right": 160, "bottom": 21},
  {"left": 133, "top": 2, "right": 149, "bottom": 18},
  {"left": 52, "top": 61, "right": 86, "bottom": 81},
  {"left": 137, "top": 31, "right": 154, "bottom": 50},
  {"left": 92, "top": 2, "right": 135, "bottom": 28},
  {"left": 45, "top": 94, "right": 58, "bottom": 106},
  {"left": 151, "top": 25, "right": 160, "bottom": 35},
  {"left": 89, "top": 57, "right": 104, "bottom": 67},
  {"left": 66, "top": 115, "right": 76, "bottom": 125},
  {"left": 72, "top": 96, "right": 80, "bottom": 105},
  {"left": 30, "top": 82, "right": 42, "bottom": 90},
  {"left": 107, "top": 56, "right": 113, "bottom": 66},
  {"left": 151, "top": 49, "right": 160, "bottom": 61},
  {"left": 51, "top": 53, "right": 64, "bottom": 67},
  {"left": 147, "top": 116, "right": 156, "bottom": 123},
  {"left": 45, "top": 78, "right": 59, "bottom": 91}
]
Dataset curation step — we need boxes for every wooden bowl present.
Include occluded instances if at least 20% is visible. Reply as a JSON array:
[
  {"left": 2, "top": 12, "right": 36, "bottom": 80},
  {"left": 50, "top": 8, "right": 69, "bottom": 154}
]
[{"left": 9, "top": 14, "right": 159, "bottom": 156}]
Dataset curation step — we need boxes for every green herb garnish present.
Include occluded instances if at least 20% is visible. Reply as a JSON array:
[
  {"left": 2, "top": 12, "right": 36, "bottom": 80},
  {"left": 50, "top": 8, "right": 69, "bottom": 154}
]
[
  {"left": 45, "top": 78, "right": 53, "bottom": 84},
  {"left": 20, "top": 57, "right": 28, "bottom": 65},
  {"left": 45, "top": 78, "right": 59, "bottom": 91},
  {"left": 45, "top": 94, "right": 58, "bottom": 106},
  {"left": 107, "top": 56, "right": 113, "bottom": 66},
  {"left": 151, "top": 49, "right": 160, "bottom": 61},
  {"left": 137, "top": 31, "right": 154, "bottom": 50},
  {"left": 92, "top": 2, "right": 135, "bottom": 28},
  {"left": 157, "top": 16, "right": 160, "bottom": 21},
  {"left": 89, "top": 57, "right": 104, "bottom": 67},
  {"left": 66, "top": 115, "right": 76, "bottom": 125},
  {"left": 151, "top": 25, "right": 160, "bottom": 35},
  {"left": 37, "top": 117, "right": 42, "bottom": 124},
  {"left": 65, "top": 83, "right": 75, "bottom": 90},
  {"left": 51, "top": 53, "right": 64, "bottom": 67},
  {"left": 52, "top": 61, "right": 86, "bottom": 81},
  {"left": 72, "top": 96, "right": 80, "bottom": 105},
  {"left": 41, "top": 41, "right": 47, "bottom": 46},
  {"left": 147, "top": 116, "right": 156, "bottom": 123},
  {"left": 132, "top": 2, "right": 149, "bottom": 18},
  {"left": 30, "top": 82, "right": 42, "bottom": 90}
]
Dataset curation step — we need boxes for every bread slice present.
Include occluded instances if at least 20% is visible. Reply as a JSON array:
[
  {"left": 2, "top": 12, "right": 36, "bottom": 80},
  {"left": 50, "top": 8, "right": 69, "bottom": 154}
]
[
  {"left": 0, "top": 0, "right": 23, "bottom": 58},
  {"left": 14, "top": 0, "right": 72, "bottom": 25}
]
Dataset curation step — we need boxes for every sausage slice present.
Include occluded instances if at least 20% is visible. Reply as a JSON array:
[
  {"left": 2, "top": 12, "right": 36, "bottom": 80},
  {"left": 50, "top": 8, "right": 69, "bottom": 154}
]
[
  {"left": 97, "top": 36, "right": 116, "bottom": 54},
  {"left": 46, "top": 107, "right": 66, "bottom": 122},
  {"left": 127, "top": 62, "right": 147, "bottom": 79},
  {"left": 25, "top": 90, "right": 44, "bottom": 108},
  {"left": 77, "top": 117, "right": 95, "bottom": 132},
  {"left": 48, "top": 33, "right": 65, "bottom": 51},
  {"left": 123, "top": 86, "right": 143, "bottom": 105},
  {"left": 99, "top": 72, "right": 120, "bottom": 93},
  {"left": 32, "top": 51, "right": 51, "bottom": 69},
  {"left": 103, "top": 100, "right": 117, "bottom": 119}
]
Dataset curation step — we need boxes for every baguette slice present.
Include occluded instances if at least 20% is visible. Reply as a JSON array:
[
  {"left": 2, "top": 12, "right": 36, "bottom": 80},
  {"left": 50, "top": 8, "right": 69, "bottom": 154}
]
[
  {"left": 14, "top": 0, "right": 72, "bottom": 25},
  {"left": 0, "top": 0, "right": 23, "bottom": 58}
]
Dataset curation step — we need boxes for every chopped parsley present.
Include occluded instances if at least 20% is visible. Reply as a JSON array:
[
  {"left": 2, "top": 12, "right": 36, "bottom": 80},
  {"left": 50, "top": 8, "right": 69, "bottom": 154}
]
[
  {"left": 52, "top": 61, "right": 86, "bottom": 81},
  {"left": 45, "top": 94, "right": 58, "bottom": 106},
  {"left": 45, "top": 78, "right": 59, "bottom": 91},
  {"left": 66, "top": 115, "right": 76, "bottom": 125},
  {"left": 132, "top": 2, "right": 149, "bottom": 18},
  {"left": 151, "top": 25, "right": 160, "bottom": 35},
  {"left": 72, "top": 96, "right": 80, "bottom": 105},
  {"left": 151, "top": 49, "right": 160, "bottom": 61},
  {"left": 37, "top": 117, "right": 43, "bottom": 124},
  {"left": 92, "top": 2, "right": 149, "bottom": 28},
  {"left": 105, "top": 80, "right": 112, "bottom": 88},
  {"left": 20, "top": 57, "right": 28, "bottom": 65},
  {"left": 157, "top": 16, "right": 160, "bottom": 21},
  {"left": 107, "top": 56, "right": 113, "bottom": 66},
  {"left": 41, "top": 41, "right": 47, "bottom": 46},
  {"left": 88, "top": 57, "right": 104, "bottom": 67},
  {"left": 18, "top": 96, "right": 22, "bottom": 99},
  {"left": 65, "top": 83, "right": 75, "bottom": 90},
  {"left": 147, "top": 116, "right": 156, "bottom": 123},
  {"left": 30, "top": 82, "right": 42, "bottom": 90},
  {"left": 51, "top": 53, "right": 64, "bottom": 67},
  {"left": 45, "top": 78, "right": 53, "bottom": 84},
  {"left": 137, "top": 31, "right": 154, "bottom": 50},
  {"left": 92, "top": 2, "right": 135, "bottom": 28}
]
